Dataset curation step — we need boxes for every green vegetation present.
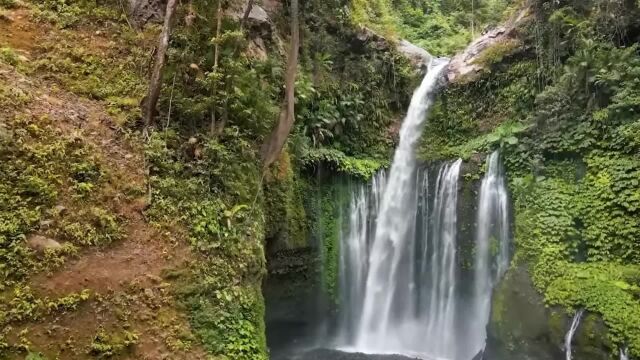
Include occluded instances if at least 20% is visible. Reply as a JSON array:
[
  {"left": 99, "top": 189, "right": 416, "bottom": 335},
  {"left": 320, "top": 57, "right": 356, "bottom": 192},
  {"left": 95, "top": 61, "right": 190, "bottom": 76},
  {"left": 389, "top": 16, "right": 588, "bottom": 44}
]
[
  {"left": 350, "top": 0, "right": 515, "bottom": 55},
  {"left": 89, "top": 328, "right": 139, "bottom": 358},
  {"left": 422, "top": 0, "right": 640, "bottom": 355}
]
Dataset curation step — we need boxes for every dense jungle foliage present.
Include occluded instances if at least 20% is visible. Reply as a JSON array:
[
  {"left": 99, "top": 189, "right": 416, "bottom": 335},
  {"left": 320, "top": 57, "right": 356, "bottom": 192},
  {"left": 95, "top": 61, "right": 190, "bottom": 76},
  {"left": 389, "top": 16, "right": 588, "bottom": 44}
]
[
  {"left": 0, "top": 0, "right": 418, "bottom": 358},
  {"left": 3, "top": 0, "right": 640, "bottom": 358},
  {"left": 422, "top": 0, "right": 640, "bottom": 356}
]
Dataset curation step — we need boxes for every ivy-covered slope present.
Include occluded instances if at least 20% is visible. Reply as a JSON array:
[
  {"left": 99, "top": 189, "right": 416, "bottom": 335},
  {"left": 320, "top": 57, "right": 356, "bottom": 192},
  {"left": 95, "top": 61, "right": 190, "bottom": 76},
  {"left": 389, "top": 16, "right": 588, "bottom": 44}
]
[{"left": 421, "top": 0, "right": 640, "bottom": 357}]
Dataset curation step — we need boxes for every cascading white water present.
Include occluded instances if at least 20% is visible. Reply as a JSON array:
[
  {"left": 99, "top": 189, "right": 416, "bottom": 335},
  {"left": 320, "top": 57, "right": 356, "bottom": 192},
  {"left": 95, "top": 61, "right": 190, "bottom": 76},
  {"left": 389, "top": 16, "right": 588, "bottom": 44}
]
[
  {"left": 565, "top": 309, "right": 585, "bottom": 360},
  {"left": 422, "top": 159, "right": 463, "bottom": 358},
  {"left": 332, "top": 59, "right": 513, "bottom": 360},
  {"left": 621, "top": 346, "right": 629, "bottom": 360},
  {"left": 468, "top": 150, "right": 511, "bottom": 357},
  {"left": 621, "top": 347, "right": 628, "bottom": 360},
  {"left": 354, "top": 58, "right": 449, "bottom": 356},
  {"left": 337, "top": 172, "right": 386, "bottom": 343}
]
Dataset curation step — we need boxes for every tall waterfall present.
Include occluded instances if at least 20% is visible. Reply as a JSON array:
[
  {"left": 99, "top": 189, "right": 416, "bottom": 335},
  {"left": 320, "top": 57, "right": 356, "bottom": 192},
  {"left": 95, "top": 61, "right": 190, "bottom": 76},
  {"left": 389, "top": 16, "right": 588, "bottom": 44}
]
[
  {"left": 355, "top": 58, "right": 448, "bottom": 356},
  {"left": 469, "top": 150, "right": 511, "bottom": 355},
  {"left": 332, "top": 59, "right": 512, "bottom": 360},
  {"left": 565, "top": 309, "right": 585, "bottom": 360}
]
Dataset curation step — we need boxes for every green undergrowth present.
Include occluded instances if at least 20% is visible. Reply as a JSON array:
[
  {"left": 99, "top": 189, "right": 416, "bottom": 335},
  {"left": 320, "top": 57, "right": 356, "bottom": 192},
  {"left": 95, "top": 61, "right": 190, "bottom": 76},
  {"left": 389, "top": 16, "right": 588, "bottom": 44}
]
[
  {"left": 300, "top": 147, "right": 386, "bottom": 179},
  {"left": 145, "top": 129, "right": 267, "bottom": 359},
  {"left": 422, "top": 0, "right": 640, "bottom": 355},
  {"left": 31, "top": 0, "right": 125, "bottom": 29}
]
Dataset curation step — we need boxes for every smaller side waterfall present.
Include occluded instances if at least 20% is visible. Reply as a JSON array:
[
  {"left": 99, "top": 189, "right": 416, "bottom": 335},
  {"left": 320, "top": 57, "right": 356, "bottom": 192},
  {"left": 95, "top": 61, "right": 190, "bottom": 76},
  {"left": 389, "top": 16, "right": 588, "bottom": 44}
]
[
  {"left": 565, "top": 309, "right": 585, "bottom": 360},
  {"left": 337, "top": 172, "right": 386, "bottom": 343},
  {"left": 621, "top": 346, "right": 629, "bottom": 360},
  {"left": 468, "top": 150, "right": 511, "bottom": 357}
]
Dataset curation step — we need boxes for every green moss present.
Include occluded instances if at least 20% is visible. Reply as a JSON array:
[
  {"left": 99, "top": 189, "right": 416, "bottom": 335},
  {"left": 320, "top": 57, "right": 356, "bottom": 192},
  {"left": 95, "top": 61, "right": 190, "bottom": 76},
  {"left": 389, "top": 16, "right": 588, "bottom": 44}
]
[
  {"left": 472, "top": 39, "right": 522, "bottom": 68},
  {"left": 301, "top": 148, "right": 386, "bottom": 179},
  {"left": 88, "top": 328, "right": 139, "bottom": 359},
  {"left": 264, "top": 152, "right": 309, "bottom": 249}
]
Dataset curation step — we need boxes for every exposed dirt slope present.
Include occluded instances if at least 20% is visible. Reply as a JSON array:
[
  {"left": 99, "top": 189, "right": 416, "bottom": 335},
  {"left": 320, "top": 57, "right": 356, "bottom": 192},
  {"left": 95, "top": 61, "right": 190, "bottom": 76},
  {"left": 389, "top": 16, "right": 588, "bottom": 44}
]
[{"left": 1, "top": 5, "right": 206, "bottom": 359}]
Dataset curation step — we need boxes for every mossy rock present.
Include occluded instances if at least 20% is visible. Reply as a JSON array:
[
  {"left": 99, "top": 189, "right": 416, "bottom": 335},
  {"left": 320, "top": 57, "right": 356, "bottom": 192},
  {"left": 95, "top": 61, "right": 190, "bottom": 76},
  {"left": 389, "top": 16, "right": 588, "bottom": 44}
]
[
  {"left": 486, "top": 263, "right": 565, "bottom": 360},
  {"left": 487, "top": 263, "right": 616, "bottom": 359}
]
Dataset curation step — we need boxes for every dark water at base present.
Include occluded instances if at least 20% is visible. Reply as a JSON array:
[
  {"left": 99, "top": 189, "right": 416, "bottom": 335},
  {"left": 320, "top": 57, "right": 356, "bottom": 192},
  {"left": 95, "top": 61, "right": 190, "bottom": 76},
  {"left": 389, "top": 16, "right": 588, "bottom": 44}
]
[{"left": 273, "top": 349, "right": 420, "bottom": 360}]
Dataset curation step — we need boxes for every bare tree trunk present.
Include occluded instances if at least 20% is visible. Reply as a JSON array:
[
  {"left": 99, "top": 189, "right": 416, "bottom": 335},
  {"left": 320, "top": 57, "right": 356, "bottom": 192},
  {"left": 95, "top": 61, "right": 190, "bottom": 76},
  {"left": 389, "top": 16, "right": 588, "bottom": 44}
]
[
  {"left": 260, "top": 0, "right": 299, "bottom": 169},
  {"left": 142, "top": 0, "right": 179, "bottom": 129},
  {"left": 210, "top": 0, "right": 224, "bottom": 135},
  {"left": 240, "top": 0, "right": 255, "bottom": 30}
]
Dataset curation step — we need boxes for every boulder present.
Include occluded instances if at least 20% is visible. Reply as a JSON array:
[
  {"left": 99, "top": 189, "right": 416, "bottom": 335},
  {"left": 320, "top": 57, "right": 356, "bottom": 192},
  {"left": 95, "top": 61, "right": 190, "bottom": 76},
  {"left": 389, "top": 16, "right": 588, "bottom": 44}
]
[
  {"left": 447, "top": 7, "right": 530, "bottom": 83},
  {"left": 397, "top": 39, "right": 432, "bottom": 69},
  {"left": 485, "top": 263, "right": 565, "bottom": 360},
  {"left": 486, "top": 263, "right": 614, "bottom": 360},
  {"left": 26, "top": 235, "right": 62, "bottom": 252},
  {"left": 353, "top": 27, "right": 433, "bottom": 71},
  {"left": 128, "top": 0, "right": 166, "bottom": 26},
  {"left": 227, "top": 1, "right": 271, "bottom": 27}
]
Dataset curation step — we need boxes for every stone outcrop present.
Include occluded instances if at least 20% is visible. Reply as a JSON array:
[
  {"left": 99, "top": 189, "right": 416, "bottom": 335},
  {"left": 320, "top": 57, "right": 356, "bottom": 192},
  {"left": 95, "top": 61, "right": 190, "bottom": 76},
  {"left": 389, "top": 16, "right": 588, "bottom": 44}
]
[
  {"left": 354, "top": 27, "right": 432, "bottom": 71},
  {"left": 26, "top": 235, "right": 62, "bottom": 252},
  {"left": 446, "top": 7, "right": 530, "bottom": 83},
  {"left": 486, "top": 263, "right": 614, "bottom": 360},
  {"left": 128, "top": 0, "right": 166, "bottom": 26}
]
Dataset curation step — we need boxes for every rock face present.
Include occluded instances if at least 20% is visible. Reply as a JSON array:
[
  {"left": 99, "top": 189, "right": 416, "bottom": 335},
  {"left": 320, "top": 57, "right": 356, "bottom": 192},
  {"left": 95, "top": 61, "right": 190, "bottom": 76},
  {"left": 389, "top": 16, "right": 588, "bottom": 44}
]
[
  {"left": 128, "top": 0, "right": 166, "bottom": 26},
  {"left": 397, "top": 39, "right": 433, "bottom": 69},
  {"left": 486, "top": 263, "right": 614, "bottom": 360},
  {"left": 354, "top": 27, "right": 432, "bottom": 71},
  {"left": 447, "top": 7, "right": 530, "bottom": 83}
]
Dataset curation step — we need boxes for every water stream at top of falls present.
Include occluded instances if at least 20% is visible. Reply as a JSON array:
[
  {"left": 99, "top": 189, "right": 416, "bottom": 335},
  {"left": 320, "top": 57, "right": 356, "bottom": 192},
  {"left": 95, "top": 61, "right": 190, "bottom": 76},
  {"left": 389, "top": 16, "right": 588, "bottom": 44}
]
[
  {"left": 332, "top": 59, "right": 512, "bottom": 360},
  {"left": 565, "top": 309, "right": 585, "bottom": 360}
]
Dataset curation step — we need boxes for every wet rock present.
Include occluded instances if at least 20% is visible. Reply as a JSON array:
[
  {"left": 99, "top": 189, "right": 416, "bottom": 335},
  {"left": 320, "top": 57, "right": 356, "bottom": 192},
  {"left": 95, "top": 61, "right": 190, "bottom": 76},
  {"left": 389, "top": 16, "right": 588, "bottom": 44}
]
[
  {"left": 485, "top": 263, "right": 565, "bottom": 360},
  {"left": 487, "top": 263, "right": 615, "bottom": 360},
  {"left": 26, "top": 235, "right": 62, "bottom": 252}
]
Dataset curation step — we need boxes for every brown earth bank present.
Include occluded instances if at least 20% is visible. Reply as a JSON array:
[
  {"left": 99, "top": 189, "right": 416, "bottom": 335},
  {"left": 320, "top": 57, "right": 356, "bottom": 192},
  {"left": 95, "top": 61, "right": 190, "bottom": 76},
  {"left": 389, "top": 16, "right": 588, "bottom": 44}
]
[{"left": 1, "top": 4, "right": 207, "bottom": 358}]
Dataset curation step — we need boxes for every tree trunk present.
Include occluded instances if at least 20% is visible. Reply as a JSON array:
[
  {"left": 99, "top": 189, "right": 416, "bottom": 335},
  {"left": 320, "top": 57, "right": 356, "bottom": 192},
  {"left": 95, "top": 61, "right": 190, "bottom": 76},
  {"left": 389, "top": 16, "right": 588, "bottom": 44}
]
[
  {"left": 210, "top": 0, "right": 224, "bottom": 135},
  {"left": 260, "top": 0, "right": 299, "bottom": 169},
  {"left": 142, "top": 0, "right": 179, "bottom": 128},
  {"left": 240, "top": 0, "right": 255, "bottom": 30}
]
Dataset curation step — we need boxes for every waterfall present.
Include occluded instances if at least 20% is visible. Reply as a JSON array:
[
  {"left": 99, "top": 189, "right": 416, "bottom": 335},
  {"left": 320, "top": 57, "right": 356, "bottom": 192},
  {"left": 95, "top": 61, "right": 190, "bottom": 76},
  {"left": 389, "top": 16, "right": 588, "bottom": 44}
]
[
  {"left": 331, "top": 58, "right": 513, "bottom": 360},
  {"left": 422, "top": 159, "right": 463, "bottom": 357},
  {"left": 354, "top": 58, "right": 449, "bottom": 355},
  {"left": 337, "top": 172, "right": 386, "bottom": 343},
  {"left": 565, "top": 309, "right": 585, "bottom": 360},
  {"left": 621, "top": 346, "right": 629, "bottom": 360},
  {"left": 469, "top": 150, "right": 511, "bottom": 356}
]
